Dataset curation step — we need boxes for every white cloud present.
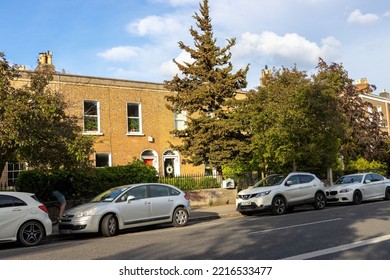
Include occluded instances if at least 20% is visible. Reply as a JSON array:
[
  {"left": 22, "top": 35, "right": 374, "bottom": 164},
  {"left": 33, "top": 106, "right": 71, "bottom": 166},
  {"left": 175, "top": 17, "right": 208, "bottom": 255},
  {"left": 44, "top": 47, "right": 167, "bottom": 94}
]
[
  {"left": 127, "top": 15, "right": 185, "bottom": 37},
  {"left": 97, "top": 46, "right": 142, "bottom": 62},
  {"left": 234, "top": 31, "right": 341, "bottom": 67},
  {"left": 347, "top": 9, "right": 380, "bottom": 25}
]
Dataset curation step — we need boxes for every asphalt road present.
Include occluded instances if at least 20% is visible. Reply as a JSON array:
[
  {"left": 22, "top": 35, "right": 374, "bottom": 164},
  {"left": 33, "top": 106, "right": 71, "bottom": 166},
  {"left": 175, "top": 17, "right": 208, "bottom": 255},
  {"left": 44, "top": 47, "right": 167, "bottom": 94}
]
[{"left": 1, "top": 200, "right": 390, "bottom": 260}]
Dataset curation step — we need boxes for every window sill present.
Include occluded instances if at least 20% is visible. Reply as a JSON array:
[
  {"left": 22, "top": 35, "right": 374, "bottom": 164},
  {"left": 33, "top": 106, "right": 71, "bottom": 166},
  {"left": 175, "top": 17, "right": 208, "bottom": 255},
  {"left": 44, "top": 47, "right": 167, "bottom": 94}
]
[
  {"left": 83, "top": 132, "right": 104, "bottom": 136},
  {"left": 126, "top": 132, "right": 145, "bottom": 136}
]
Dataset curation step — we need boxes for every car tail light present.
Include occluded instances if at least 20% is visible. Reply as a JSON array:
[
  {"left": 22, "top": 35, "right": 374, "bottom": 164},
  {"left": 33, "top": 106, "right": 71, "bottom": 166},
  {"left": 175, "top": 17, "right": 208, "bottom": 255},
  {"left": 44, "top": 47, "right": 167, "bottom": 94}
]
[
  {"left": 38, "top": 205, "right": 48, "bottom": 213},
  {"left": 184, "top": 193, "right": 190, "bottom": 201}
]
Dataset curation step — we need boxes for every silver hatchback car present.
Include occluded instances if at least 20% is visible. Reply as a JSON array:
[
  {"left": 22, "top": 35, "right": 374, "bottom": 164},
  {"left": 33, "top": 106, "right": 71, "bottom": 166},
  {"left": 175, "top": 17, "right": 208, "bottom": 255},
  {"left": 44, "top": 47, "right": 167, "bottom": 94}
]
[{"left": 59, "top": 183, "right": 191, "bottom": 237}]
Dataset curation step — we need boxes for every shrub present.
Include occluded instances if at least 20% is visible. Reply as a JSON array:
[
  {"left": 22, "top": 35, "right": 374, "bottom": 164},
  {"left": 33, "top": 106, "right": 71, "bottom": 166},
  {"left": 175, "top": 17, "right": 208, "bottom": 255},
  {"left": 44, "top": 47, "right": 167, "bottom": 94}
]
[{"left": 15, "top": 160, "right": 158, "bottom": 201}]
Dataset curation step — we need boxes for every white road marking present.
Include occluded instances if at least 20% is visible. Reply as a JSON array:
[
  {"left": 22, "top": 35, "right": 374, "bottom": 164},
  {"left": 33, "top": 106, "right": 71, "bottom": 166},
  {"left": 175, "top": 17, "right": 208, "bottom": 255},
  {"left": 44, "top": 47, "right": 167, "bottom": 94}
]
[
  {"left": 282, "top": 234, "right": 390, "bottom": 260},
  {"left": 248, "top": 218, "right": 342, "bottom": 235}
]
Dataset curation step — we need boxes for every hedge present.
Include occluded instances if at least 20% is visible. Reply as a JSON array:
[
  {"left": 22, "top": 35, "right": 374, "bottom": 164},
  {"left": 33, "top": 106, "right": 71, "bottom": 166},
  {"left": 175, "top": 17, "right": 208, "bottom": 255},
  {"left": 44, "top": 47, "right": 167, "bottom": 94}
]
[{"left": 15, "top": 160, "right": 158, "bottom": 201}]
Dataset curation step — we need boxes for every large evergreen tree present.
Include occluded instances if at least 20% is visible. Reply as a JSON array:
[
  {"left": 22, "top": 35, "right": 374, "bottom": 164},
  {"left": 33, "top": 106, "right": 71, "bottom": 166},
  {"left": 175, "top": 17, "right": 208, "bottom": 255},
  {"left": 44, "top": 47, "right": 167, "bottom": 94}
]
[
  {"left": 164, "top": 0, "right": 250, "bottom": 176},
  {"left": 0, "top": 52, "right": 94, "bottom": 172}
]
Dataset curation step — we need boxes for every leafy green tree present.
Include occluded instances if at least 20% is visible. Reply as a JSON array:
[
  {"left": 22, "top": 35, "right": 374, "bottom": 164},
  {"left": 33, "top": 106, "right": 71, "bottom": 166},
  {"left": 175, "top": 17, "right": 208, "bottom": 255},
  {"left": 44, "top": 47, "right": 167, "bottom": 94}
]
[
  {"left": 164, "top": 0, "right": 250, "bottom": 176},
  {"left": 0, "top": 52, "right": 19, "bottom": 172},
  {"left": 315, "top": 59, "right": 388, "bottom": 166},
  {"left": 244, "top": 59, "right": 388, "bottom": 177},
  {"left": 346, "top": 157, "right": 387, "bottom": 175},
  {"left": 244, "top": 64, "right": 344, "bottom": 176},
  {"left": 0, "top": 52, "right": 94, "bottom": 172}
]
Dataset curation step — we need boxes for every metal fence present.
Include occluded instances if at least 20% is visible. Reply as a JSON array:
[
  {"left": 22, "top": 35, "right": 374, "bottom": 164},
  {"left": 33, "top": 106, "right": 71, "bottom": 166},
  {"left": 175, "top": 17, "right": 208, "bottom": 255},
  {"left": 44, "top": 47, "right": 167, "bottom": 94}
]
[
  {"left": 157, "top": 172, "right": 259, "bottom": 191},
  {"left": 0, "top": 182, "right": 15, "bottom": 191},
  {"left": 158, "top": 173, "right": 221, "bottom": 191}
]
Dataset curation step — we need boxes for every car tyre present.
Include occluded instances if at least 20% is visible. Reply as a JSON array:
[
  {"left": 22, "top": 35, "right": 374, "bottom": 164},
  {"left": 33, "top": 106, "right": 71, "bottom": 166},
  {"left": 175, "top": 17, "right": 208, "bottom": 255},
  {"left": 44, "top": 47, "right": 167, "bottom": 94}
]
[
  {"left": 101, "top": 214, "right": 118, "bottom": 237},
  {"left": 271, "top": 196, "right": 286, "bottom": 215},
  {"left": 385, "top": 187, "right": 390, "bottom": 200},
  {"left": 18, "top": 220, "right": 45, "bottom": 247},
  {"left": 172, "top": 207, "right": 188, "bottom": 227},
  {"left": 352, "top": 190, "right": 362, "bottom": 205},
  {"left": 313, "top": 192, "right": 326, "bottom": 210}
]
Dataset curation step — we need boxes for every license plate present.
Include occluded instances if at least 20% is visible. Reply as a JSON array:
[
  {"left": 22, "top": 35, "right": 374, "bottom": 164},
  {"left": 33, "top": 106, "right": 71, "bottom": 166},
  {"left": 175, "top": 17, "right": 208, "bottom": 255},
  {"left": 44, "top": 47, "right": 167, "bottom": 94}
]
[{"left": 241, "top": 201, "right": 252, "bottom": 206}]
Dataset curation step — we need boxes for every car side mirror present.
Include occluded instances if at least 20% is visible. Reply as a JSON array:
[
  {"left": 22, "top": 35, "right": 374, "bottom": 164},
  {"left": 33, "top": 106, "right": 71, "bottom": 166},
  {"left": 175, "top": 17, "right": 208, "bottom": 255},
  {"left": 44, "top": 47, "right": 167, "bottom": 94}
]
[
  {"left": 364, "top": 179, "right": 371, "bottom": 184},
  {"left": 285, "top": 181, "right": 293, "bottom": 186},
  {"left": 126, "top": 195, "right": 136, "bottom": 203}
]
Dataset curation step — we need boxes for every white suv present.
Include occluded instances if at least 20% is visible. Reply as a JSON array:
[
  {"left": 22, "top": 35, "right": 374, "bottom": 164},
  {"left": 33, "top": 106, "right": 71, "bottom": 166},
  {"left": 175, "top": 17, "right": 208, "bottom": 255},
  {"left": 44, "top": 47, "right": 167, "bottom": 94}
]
[{"left": 236, "top": 172, "right": 326, "bottom": 215}]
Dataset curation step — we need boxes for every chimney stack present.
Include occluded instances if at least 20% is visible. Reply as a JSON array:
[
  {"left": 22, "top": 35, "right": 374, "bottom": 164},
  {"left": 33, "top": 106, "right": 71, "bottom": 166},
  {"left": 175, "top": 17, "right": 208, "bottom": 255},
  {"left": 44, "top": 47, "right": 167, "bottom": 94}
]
[{"left": 37, "top": 51, "right": 55, "bottom": 71}]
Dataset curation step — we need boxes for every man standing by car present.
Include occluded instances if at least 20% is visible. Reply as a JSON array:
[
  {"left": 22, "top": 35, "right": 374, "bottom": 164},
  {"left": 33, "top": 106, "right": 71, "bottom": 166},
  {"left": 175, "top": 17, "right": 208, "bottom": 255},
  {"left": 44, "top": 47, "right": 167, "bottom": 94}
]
[{"left": 52, "top": 174, "right": 76, "bottom": 223}]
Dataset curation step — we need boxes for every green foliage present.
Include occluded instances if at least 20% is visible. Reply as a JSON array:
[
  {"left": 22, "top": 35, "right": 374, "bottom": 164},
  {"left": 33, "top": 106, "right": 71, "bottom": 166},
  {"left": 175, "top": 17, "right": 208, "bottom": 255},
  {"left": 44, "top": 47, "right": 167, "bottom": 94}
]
[
  {"left": 0, "top": 52, "right": 95, "bottom": 171},
  {"left": 243, "top": 64, "right": 344, "bottom": 175},
  {"left": 164, "top": 0, "right": 250, "bottom": 175},
  {"left": 241, "top": 59, "right": 388, "bottom": 177},
  {"left": 15, "top": 160, "right": 158, "bottom": 201},
  {"left": 316, "top": 59, "right": 388, "bottom": 165},
  {"left": 346, "top": 158, "right": 387, "bottom": 175}
]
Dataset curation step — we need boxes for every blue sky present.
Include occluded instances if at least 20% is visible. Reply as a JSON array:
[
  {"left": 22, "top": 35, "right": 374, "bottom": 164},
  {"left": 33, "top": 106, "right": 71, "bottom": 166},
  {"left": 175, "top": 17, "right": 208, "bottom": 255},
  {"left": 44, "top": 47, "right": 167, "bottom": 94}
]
[{"left": 2, "top": 0, "right": 390, "bottom": 92}]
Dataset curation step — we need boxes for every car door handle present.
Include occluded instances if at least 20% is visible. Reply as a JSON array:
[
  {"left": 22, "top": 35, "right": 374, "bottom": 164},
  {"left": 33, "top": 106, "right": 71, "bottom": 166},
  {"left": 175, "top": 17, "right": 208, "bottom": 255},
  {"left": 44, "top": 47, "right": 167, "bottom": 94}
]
[
  {"left": 12, "top": 209, "right": 22, "bottom": 211},
  {"left": 144, "top": 201, "right": 151, "bottom": 205}
]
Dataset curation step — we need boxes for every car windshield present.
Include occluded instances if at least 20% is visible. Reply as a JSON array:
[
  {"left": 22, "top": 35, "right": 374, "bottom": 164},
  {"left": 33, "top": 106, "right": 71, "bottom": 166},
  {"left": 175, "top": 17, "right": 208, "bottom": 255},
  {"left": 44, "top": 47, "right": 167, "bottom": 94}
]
[
  {"left": 253, "top": 174, "right": 286, "bottom": 188},
  {"left": 90, "top": 187, "right": 127, "bottom": 203},
  {"left": 334, "top": 175, "right": 363, "bottom": 185}
]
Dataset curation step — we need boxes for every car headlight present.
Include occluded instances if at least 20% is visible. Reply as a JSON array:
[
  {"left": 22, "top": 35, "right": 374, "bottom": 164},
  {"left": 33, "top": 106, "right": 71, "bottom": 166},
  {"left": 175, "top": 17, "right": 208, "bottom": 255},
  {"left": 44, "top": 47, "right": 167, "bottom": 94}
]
[
  {"left": 340, "top": 188, "right": 353, "bottom": 193},
  {"left": 255, "top": 190, "right": 271, "bottom": 198},
  {"left": 75, "top": 207, "right": 98, "bottom": 218}
]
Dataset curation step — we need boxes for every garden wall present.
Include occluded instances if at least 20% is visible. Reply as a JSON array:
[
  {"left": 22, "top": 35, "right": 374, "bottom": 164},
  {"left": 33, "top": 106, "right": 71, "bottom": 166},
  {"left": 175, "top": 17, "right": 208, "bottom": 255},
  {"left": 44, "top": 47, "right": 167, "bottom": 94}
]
[{"left": 187, "top": 188, "right": 237, "bottom": 207}]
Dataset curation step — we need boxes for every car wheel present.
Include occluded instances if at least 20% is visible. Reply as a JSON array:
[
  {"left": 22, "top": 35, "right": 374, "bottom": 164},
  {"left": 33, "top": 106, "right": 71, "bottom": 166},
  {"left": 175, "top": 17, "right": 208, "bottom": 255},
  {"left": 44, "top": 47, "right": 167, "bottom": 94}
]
[
  {"left": 271, "top": 196, "right": 286, "bottom": 215},
  {"left": 352, "top": 190, "right": 362, "bottom": 205},
  {"left": 172, "top": 207, "right": 188, "bottom": 227},
  {"left": 313, "top": 192, "right": 326, "bottom": 210},
  {"left": 101, "top": 214, "right": 118, "bottom": 237},
  {"left": 385, "top": 187, "right": 390, "bottom": 200},
  {"left": 18, "top": 221, "right": 45, "bottom": 247}
]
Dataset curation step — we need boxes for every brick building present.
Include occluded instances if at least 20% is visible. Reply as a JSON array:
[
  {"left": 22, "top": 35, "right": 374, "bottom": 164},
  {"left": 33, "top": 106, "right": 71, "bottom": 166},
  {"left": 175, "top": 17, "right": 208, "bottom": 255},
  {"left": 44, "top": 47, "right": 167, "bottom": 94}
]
[
  {"left": 1, "top": 52, "right": 205, "bottom": 189},
  {"left": 355, "top": 78, "right": 390, "bottom": 136},
  {"left": 1, "top": 55, "right": 389, "bottom": 189}
]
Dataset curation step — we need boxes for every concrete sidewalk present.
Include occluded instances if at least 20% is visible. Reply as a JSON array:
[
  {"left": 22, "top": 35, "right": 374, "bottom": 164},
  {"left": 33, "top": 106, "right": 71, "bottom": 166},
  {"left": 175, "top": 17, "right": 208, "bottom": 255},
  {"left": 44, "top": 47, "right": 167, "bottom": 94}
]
[
  {"left": 190, "top": 203, "right": 239, "bottom": 221},
  {"left": 50, "top": 203, "right": 239, "bottom": 236}
]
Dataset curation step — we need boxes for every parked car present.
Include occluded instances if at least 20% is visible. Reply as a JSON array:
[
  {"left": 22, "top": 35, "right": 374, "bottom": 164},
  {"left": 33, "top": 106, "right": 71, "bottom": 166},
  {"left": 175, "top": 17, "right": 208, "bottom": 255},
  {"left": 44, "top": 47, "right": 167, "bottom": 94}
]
[
  {"left": 236, "top": 172, "right": 326, "bottom": 216},
  {"left": 0, "top": 192, "right": 52, "bottom": 246},
  {"left": 59, "top": 183, "right": 191, "bottom": 237},
  {"left": 326, "top": 173, "right": 390, "bottom": 205}
]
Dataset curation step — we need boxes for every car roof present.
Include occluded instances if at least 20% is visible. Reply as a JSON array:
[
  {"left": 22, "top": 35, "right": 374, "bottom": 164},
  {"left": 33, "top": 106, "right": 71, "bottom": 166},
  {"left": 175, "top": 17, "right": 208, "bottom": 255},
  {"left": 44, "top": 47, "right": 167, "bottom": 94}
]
[
  {"left": 287, "top": 172, "right": 315, "bottom": 175},
  {"left": 0, "top": 191, "right": 35, "bottom": 196},
  {"left": 108, "top": 183, "right": 182, "bottom": 191},
  {"left": 341, "top": 173, "right": 378, "bottom": 176}
]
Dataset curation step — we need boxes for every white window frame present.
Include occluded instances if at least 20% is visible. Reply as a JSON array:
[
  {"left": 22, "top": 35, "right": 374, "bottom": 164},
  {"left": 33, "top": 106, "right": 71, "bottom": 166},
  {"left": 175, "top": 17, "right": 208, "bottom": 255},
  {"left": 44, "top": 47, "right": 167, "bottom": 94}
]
[
  {"left": 83, "top": 100, "right": 102, "bottom": 135},
  {"left": 174, "top": 111, "right": 187, "bottom": 130},
  {"left": 127, "top": 103, "right": 143, "bottom": 135},
  {"left": 377, "top": 105, "right": 383, "bottom": 123}
]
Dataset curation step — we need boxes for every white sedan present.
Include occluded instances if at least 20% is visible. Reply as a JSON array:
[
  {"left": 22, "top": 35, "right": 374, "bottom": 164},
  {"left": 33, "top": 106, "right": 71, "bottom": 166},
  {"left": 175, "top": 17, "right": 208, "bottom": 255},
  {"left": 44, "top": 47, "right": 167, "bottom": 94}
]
[
  {"left": 326, "top": 173, "right": 390, "bottom": 205},
  {"left": 0, "top": 192, "right": 52, "bottom": 246}
]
